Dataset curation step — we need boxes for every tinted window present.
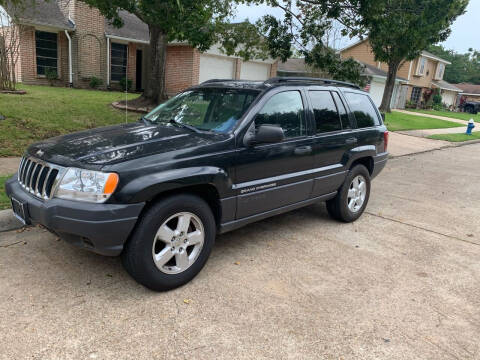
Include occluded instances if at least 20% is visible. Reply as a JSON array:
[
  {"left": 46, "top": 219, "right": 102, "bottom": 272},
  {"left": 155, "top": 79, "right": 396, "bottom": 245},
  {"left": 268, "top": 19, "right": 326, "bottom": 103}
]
[
  {"left": 255, "top": 91, "right": 305, "bottom": 138},
  {"left": 331, "top": 92, "right": 351, "bottom": 129},
  {"left": 309, "top": 91, "right": 341, "bottom": 133},
  {"left": 111, "top": 43, "right": 127, "bottom": 82},
  {"left": 344, "top": 92, "right": 380, "bottom": 128},
  {"left": 35, "top": 31, "right": 57, "bottom": 76}
]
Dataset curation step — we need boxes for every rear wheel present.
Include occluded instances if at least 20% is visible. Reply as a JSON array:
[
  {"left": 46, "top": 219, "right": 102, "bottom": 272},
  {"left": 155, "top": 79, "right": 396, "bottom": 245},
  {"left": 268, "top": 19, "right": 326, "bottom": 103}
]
[
  {"left": 122, "top": 194, "right": 216, "bottom": 291},
  {"left": 326, "top": 164, "right": 371, "bottom": 222}
]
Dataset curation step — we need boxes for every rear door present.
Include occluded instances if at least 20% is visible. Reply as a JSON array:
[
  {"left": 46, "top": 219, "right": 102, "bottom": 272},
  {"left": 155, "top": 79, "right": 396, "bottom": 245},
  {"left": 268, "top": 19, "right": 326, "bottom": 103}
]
[
  {"left": 342, "top": 91, "right": 384, "bottom": 153},
  {"left": 233, "top": 89, "right": 316, "bottom": 219},
  {"left": 308, "top": 89, "right": 356, "bottom": 196}
]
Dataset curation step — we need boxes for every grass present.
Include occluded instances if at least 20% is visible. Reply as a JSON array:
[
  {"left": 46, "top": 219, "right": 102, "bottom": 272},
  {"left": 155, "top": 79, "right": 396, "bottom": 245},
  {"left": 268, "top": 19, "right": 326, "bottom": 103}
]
[
  {"left": 384, "top": 111, "right": 463, "bottom": 131},
  {"left": 410, "top": 109, "right": 480, "bottom": 122},
  {"left": 0, "top": 175, "right": 12, "bottom": 210},
  {"left": 0, "top": 84, "right": 141, "bottom": 157},
  {"left": 428, "top": 132, "right": 480, "bottom": 142}
]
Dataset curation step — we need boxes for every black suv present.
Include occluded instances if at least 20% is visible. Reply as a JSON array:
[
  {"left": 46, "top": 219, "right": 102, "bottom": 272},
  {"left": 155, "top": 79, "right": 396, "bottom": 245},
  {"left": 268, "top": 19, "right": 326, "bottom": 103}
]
[{"left": 6, "top": 77, "right": 388, "bottom": 291}]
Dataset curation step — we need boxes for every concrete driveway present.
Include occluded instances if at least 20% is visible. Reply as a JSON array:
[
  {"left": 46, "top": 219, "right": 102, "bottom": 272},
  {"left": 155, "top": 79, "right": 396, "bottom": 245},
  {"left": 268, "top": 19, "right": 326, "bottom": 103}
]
[{"left": 1, "top": 144, "right": 479, "bottom": 360}]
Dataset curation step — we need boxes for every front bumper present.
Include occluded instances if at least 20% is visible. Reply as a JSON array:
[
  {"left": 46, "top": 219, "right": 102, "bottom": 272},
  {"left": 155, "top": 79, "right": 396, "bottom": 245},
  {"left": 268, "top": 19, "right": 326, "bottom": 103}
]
[{"left": 5, "top": 177, "right": 145, "bottom": 256}]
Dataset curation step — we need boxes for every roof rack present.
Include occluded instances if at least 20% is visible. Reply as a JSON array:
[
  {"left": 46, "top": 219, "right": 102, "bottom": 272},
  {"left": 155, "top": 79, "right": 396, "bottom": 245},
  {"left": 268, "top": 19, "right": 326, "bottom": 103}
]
[
  {"left": 201, "top": 79, "right": 253, "bottom": 84},
  {"left": 264, "top": 77, "right": 361, "bottom": 89}
]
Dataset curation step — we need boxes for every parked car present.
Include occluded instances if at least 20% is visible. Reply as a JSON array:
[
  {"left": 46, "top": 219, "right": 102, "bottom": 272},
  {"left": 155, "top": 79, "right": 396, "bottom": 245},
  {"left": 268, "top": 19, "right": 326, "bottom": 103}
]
[
  {"left": 6, "top": 77, "right": 388, "bottom": 291},
  {"left": 460, "top": 100, "right": 480, "bottom": 114}
]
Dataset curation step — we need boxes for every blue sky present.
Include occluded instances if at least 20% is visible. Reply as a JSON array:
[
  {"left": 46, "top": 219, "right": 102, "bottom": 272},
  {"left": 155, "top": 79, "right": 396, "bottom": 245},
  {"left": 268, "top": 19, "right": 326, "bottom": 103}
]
[{"left": 235, "top": 1, "right": 479, "bottom": 54}]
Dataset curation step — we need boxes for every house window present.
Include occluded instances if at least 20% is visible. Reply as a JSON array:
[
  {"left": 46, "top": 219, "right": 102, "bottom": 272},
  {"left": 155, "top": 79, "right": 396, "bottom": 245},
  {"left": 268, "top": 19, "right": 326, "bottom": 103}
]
[
  {"left": 417, "top": 57, "right": 427, "bottom": 76},
  {"left": 435, "top": 63, "right": 445, "bottom": 80},
  {"left": 35, "top": 31, "right": 58, "bottom": 76},
  {"left": 111, "top": 43, "right": 127, "bottom": 82},
  {"left": 411, "top": 87, "right": 422, "bottom": 104}
]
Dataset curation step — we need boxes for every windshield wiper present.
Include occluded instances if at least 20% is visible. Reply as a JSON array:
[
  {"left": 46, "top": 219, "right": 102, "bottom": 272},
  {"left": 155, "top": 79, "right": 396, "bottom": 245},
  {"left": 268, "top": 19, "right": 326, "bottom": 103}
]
[
  {"left": 169, "top": 119, "right": 202, "bottom": 133},
  {"left": 140, "top": 116, "right": 152, "bottom": 125}
]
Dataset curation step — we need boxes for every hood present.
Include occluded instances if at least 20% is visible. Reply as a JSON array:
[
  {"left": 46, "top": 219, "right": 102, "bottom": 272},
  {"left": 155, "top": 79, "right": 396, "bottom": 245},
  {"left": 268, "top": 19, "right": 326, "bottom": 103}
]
[{"left": 27, "top": 122, "right": 224, "bottom": 167}]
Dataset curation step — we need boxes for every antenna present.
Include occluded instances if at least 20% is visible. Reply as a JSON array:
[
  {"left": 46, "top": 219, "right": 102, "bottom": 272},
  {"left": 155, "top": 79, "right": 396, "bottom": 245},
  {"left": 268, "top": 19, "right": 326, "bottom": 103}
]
[{"left": 125, "top": 45, "right": 128, "bottom": 124}]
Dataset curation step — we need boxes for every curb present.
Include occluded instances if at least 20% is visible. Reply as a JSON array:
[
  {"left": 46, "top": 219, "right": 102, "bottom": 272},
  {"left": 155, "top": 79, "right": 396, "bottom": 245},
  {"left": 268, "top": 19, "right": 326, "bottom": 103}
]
[
  {"left": 0, "top": 209, "right": 24, "bottom": 233},
  {"left": 111, "top": 101, "right": 150, "bottom": 114}
]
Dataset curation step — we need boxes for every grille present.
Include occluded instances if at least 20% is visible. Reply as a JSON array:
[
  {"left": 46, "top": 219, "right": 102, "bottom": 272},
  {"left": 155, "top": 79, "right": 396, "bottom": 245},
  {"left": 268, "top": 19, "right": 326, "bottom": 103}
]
[{"left": 17, "top": 157, "right": 61, "bottom": 199}]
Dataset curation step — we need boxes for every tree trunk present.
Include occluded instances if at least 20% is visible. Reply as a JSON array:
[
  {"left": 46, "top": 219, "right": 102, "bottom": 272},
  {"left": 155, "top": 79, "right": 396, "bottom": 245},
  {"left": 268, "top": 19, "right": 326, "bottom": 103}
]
[
  {"left": 142, "top": 25, "right": 168, "bottom": 104},
  {"left": 379, "top": 60, "right": 401, "bottom": 113}
]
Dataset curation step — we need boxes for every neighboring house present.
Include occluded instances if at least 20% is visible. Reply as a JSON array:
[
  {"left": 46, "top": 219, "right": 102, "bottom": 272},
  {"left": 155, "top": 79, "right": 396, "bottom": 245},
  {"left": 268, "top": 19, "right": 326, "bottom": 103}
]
[
  {"left": 340, "top": 39, "right": 463, "bottom": 108},
  {"left": 360, "top": 61, "right": 407, "bottom": 108},
  {"left": 277, "top": 57, "right": 407, "bottom": 109},
  {"left": 3, "top": 0, "right": 277, "bottom": 95},
  {"left": 455, "top": 83, "right": 480, "bottom": 103}
]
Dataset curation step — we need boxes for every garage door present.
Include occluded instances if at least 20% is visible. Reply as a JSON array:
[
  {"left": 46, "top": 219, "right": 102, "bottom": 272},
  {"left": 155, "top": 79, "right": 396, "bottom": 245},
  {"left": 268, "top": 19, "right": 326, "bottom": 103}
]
[
  {"left": 240, "top": 61, "right": 271, "bottom": 81},
  {"left": 199, "top": 55, "right": 235, "bottom": 83},
  {"left": 369, "top": 79, "right": 386, "bottom": 107}
]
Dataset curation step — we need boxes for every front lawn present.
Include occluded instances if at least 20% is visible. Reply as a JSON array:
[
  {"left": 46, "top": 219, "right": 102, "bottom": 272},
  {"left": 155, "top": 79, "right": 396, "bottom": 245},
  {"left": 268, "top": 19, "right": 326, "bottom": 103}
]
[
  {"left": 428, "top": 132, "right": 480, "bottom": 142},
  {"left": 0, "top": 85, "right": 141, "bottom": 157},
  {"left": 384, "top": 111, "right": 463, "bottom": 131},
  {"left": 410, "top": 109, "right": 480, "bottom": 122},
  {"left": 0, "top": 175, "right": 12, "bottom": 210}
]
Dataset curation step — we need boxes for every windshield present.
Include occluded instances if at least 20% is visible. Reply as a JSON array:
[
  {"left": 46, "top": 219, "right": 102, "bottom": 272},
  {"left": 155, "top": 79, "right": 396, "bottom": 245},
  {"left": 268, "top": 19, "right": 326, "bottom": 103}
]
[{"left": 144, "top": 88, "right": 260, "bottom": 133}]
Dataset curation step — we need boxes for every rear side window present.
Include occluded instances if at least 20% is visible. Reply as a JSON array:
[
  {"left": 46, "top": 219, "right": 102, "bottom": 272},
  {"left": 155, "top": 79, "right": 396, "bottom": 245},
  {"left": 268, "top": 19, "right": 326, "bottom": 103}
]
[
  {"left": 255, "top": 91, "right": 306, "bottom": 138},
  {"left": 309, "top": 91, "right": 342, "bottom": 133},
  {"left": 344, "top": 92, "right": 380, "bottom": 128},
  {"left": 331, "top": 92, "right": 351, "bottom": 129}
]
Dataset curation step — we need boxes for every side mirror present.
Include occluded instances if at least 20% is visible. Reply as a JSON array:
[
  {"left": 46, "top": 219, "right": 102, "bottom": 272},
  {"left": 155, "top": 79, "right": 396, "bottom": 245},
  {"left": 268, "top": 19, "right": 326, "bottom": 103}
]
[
  {"left": 381, "top": 113, "right": 386, "bottom": 122},
  {"left": 245, "top": 124, "right": 285, "bottom": 146}
]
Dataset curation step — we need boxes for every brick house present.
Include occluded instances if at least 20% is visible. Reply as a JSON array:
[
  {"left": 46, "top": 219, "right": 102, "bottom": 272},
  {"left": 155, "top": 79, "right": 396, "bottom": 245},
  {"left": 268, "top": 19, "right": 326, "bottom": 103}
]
[
  {"left": 3, "top": 0, "right": 278, "bottom": 95},
  {"left": 340, "top": 39, "right": 463, "bottom": 109}
]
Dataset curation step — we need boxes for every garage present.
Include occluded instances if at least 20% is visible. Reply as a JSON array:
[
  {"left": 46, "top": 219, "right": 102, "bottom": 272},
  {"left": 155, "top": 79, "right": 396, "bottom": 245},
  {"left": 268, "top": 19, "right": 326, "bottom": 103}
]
[
  {"left": 240, "top": 61, "right": 271, "bottom": 81},
  {"left": 369, "top": 79, "right": 387, "bottom": 107},
  {"left": 199, "top": 54, "right": 235, "bottom": 83}
]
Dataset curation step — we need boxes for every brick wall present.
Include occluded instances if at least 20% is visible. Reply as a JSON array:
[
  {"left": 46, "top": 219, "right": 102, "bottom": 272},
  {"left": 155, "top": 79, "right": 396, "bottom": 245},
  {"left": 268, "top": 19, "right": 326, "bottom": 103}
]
[
  {"left": 72, "top": 1, "right": 107, "bottom": 88},
  {"left": 127, "top": 42, "right": 137, "bottom": 90},
  {"left": 165, "top": 45, "right": 199, "bottom": 96}
]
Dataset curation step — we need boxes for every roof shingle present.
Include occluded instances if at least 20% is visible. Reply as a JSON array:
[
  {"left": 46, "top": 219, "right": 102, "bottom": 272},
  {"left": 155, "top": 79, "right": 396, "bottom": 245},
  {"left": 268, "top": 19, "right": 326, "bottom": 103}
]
[
  {"left": 6, "top": 0, "right": 74, "bottom": 30},
  {"left": 105, "top": 11, "right": 149, "bottom": 43}
]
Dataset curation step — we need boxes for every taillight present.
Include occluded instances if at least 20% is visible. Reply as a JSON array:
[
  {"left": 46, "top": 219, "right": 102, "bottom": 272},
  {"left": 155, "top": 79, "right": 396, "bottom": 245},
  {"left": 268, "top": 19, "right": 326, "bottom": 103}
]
[{"left": 384, "top": 131, "right": 389, "bottom": 152}]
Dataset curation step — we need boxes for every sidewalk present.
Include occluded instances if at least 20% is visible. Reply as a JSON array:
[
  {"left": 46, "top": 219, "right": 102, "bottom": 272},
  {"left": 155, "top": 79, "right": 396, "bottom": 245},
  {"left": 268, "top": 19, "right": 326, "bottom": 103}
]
[
  {"left": 388, "top": 132, "right": 450, "bottom": 157},
  {"left": 0, "top": 157, "right": 20, "bottom": 176},
  {"left": 393, "top": 109, "right": 469, "bottom": 125},
  {"left": 398, "top": 126, "right": 469, "bottom": 138}
]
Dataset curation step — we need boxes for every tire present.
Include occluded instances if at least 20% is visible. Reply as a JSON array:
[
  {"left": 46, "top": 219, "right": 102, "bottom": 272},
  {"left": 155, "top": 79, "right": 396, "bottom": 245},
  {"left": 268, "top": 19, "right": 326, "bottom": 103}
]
[
  {"left": 122, "top": 194, "right": 216, "bottom": 291},
  {"left": 465, "top": 105, "right": 476, "bottom": 114},
  {"left": 326, "top": 164, "right": 371, "bottom": 223}
]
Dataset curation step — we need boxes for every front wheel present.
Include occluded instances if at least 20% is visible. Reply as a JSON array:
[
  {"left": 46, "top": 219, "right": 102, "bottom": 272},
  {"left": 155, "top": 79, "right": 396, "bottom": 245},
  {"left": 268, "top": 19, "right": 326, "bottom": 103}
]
[
  {"left": 326, "top": 164, "right": 371, "bottom": 222},
  {"left": 122, "top": 194, "right": 216, "bottom": 291}
]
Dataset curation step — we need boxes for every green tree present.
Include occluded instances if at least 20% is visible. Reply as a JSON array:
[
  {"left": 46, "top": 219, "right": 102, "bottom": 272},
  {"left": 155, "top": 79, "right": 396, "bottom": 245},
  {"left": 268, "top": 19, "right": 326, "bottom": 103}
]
[
  {"left": 257, "top": 0, "right": 365, "bottom": 86},
  {"left": 79, "top": 0, "right": 243, "bottom": 104},
  {"left": 428, "top": 44, "right": 480, "bottom": 85},
  {"left": 323, "top": 0, "right": 468, "bottom": 112}
]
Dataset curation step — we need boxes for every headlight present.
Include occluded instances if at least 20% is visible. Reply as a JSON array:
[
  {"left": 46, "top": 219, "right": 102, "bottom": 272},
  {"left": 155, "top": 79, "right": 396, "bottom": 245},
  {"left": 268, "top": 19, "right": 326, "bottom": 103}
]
[{"left": 54, "top": 168, "right": 119, "bottom": 203}]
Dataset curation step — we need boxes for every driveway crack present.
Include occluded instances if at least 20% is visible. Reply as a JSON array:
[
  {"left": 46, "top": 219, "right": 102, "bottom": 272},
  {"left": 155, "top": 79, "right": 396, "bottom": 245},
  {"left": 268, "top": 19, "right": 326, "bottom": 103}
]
[{"left": 365, "top": 212, "right": 479, "bottom": 247}]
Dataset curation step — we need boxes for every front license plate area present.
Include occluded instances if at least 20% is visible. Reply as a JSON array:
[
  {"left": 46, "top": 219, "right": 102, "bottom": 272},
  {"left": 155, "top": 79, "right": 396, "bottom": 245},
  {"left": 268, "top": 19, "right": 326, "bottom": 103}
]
[{"left": 10, "top": 197, "right": 30, "bottom": 225}]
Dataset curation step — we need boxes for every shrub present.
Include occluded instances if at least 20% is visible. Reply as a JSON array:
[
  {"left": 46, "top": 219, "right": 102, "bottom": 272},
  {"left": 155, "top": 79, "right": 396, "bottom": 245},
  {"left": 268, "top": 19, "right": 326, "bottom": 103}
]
[
  {"left": 433, "top": 91, "right": 442, "bottom": 106},
  {"left": 45, "top": 68, "right": 57, "bottom": 86},
  {"left": 89, "top": 76, "right": 103, "bottom": 89},
  {"left": 119, "top": 77, "right": 132, "bottom": 91}
]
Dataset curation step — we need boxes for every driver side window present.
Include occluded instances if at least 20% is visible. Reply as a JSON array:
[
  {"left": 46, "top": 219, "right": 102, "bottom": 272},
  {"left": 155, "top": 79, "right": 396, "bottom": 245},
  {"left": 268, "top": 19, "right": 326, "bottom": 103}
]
[{"left": 255, "top": 91, "right": 306, "bottom": 138}]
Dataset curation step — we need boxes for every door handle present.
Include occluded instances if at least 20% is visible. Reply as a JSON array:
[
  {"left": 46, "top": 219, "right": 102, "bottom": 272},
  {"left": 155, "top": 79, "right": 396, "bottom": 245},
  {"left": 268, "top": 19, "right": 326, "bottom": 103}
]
[
  {"left": 345, "top": 137, "right": 358, "bottom": 145},
  {"left": 294, "top": 146, "right": 312, "bottom": 156}
]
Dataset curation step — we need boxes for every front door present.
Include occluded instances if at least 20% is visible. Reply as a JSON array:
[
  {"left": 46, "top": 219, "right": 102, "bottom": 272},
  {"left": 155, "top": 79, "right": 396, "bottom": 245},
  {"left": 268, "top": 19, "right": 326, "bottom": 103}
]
[
  {"left": 136, "top": 49, "right": 143, "bottom": 91},
  {"left": 234, "top": 90, "right": 315, "bottom": 219}
]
